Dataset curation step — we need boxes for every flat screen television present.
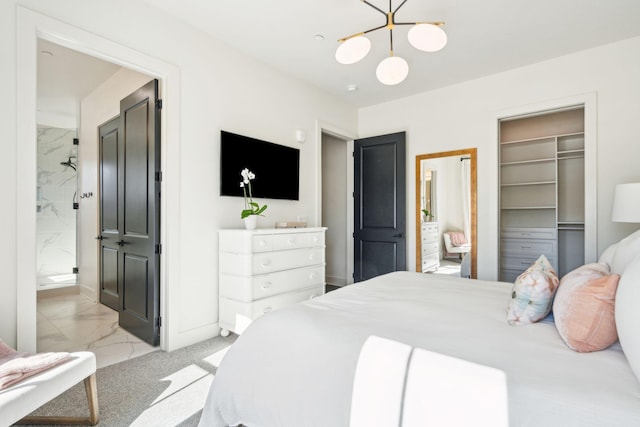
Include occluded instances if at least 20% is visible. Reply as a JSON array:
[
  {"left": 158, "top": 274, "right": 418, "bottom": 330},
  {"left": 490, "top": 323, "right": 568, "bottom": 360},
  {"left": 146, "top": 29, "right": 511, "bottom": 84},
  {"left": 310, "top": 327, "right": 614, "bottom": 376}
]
[{"left": 220, "top": 130, "right": 300, "bottom": 200}]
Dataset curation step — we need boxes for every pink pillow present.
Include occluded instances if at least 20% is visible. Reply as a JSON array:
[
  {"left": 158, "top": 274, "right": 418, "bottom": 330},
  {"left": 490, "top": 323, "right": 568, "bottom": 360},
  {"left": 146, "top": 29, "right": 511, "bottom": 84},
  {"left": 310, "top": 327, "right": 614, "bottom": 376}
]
[{"left": 553, "top": 263, "right": 620, "bottom": 352}]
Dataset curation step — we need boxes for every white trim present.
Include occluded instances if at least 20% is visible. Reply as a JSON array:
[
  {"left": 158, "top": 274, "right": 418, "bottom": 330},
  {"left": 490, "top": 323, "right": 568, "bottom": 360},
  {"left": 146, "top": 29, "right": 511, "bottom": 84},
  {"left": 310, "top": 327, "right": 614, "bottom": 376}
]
[
  {"left": 316, "top": 121, "right": 357, "bottom": 285},
  {"left": 16, "top": 6, "right": 182, "bottom": 351},
  {"left": 490, "top": 92, "right": 598, "bottom": 279}
]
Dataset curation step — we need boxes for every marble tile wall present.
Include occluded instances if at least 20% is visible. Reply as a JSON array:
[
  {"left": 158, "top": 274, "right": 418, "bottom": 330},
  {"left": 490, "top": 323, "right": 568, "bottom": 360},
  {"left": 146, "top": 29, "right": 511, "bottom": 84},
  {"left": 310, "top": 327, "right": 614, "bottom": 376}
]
[{"left": 37, "top": 126, "right": 78, "bottom": 288}]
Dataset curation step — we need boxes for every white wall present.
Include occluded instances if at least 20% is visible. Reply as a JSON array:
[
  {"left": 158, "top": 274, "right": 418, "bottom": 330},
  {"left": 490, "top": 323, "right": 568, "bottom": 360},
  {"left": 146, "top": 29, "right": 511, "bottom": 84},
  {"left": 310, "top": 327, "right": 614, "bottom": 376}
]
[
  {"left": 359, "top": 36, "right": 640, "bottom": 280},
  {"left": 78, "top": 67, "right": 152, "bottom": 299},
  {"left": 322, "top": 134, "right": 348, "bottom": 286},
  {"left": 4, "top": 0, "right": 358, "bottom": 350}
]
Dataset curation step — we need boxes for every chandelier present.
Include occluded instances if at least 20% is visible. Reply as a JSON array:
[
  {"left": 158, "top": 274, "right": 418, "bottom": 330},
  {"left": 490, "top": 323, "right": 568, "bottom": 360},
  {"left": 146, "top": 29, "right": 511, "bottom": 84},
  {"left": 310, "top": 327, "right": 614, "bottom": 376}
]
[{"left": 336, "top": 0, "right": 447, "bottom": 86}]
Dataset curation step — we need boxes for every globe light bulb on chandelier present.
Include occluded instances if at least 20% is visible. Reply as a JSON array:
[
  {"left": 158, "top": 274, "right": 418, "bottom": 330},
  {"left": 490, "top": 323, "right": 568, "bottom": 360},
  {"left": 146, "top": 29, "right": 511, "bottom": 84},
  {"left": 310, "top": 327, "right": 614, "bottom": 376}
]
[{"left": 336, "top": 0, "right": 447, "bottom": 85}]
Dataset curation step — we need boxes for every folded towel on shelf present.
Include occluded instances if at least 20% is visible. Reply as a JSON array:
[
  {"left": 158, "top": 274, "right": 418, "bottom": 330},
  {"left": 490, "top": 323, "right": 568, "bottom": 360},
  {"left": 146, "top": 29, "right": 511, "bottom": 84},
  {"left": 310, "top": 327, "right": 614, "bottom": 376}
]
[
  {"left": 449, "top": 231, "right": 468, "bottom": 247},
  {"left": 0, "top": 340, "right": 71, "bottom": 390}
]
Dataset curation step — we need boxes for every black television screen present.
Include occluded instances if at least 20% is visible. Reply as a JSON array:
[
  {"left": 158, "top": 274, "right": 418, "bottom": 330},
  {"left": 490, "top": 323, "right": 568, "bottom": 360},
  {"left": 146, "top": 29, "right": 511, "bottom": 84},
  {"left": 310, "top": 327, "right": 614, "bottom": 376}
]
[{"left": 220, "top": 130, "right": 300, "bottom": 200}]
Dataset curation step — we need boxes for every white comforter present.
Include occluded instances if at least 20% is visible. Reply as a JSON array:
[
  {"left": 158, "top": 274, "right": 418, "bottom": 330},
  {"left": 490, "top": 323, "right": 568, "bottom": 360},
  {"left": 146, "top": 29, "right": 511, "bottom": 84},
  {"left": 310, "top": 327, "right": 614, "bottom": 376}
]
[{"left": 199, "top": 272, "right": 640, "bottom": 427}]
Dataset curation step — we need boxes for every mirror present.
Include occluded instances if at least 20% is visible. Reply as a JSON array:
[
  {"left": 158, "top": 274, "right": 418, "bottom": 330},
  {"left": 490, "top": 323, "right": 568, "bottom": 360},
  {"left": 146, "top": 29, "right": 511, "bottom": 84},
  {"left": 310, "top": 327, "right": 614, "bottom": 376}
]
[{"left": 415, "top": 148, "right": 477, "bottom": 278}]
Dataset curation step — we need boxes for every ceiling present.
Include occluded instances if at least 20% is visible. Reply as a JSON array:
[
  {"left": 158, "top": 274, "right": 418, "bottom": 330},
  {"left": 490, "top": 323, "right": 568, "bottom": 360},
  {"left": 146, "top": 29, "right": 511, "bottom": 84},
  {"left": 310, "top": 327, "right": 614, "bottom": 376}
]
[
  {"left": 37, "top": 1, "right": 640, "bottom": 111},
  {"left": 139, "top": 0, "right": 640, "bottom": 107},
  {"left": 37, "top": 39, "right": 121, "bottom": 118}
]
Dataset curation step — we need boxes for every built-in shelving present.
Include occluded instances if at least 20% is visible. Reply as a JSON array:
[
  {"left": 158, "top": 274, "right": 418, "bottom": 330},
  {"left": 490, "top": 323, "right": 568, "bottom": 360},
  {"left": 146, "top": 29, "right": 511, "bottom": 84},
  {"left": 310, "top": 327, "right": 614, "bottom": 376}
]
[{"left": 499, "top": 108, "right": 585, "bottom": 280}]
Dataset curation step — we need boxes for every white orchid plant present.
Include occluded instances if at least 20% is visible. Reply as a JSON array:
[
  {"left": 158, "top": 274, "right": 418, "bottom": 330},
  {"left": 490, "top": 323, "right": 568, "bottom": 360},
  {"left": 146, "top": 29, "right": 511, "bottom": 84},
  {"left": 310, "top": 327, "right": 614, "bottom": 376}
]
[{"left": 240, "top": 168, "right": 268, "bottom": 219}]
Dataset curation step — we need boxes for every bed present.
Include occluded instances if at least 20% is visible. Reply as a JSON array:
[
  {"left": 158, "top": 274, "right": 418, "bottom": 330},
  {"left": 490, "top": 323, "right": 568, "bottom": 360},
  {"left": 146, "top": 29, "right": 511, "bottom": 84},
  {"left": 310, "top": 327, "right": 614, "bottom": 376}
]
[{"left": 200, "top": 232, "right": 640, "bottom": 427}]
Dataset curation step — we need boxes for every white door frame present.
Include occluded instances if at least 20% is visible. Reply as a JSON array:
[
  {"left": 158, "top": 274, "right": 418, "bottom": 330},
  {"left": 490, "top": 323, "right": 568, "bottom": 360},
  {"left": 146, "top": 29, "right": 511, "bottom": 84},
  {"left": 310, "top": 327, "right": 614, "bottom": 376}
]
[
  {"left": 490, "top": 93, "right": 598, "bottom": 279},
  {"left": 315, "top": 121, "right": 357, "bottom": 285},
  {"left": 16, "top": 7, "right": 182, "bottom": 351}
]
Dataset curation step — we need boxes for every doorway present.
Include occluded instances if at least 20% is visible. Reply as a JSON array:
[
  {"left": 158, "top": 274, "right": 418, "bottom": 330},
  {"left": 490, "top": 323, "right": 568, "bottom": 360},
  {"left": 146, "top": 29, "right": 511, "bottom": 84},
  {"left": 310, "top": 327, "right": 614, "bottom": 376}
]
[
  {"left": 18, "top": 7, "right": 180, "bottom": 353},
  {"left": 34, "top": 38, "right": 160, "bottom": 358},
  {"left": 320, "top": 128, "right": 355, "bottom": 289}
]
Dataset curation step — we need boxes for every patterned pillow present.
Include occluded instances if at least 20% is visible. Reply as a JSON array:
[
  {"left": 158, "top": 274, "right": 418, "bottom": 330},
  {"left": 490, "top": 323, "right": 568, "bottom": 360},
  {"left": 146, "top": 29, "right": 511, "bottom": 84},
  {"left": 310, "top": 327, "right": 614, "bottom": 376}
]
[
  {"left": 507, "top": 255, "right": 559, "bottom": 326},
  {"left": 553, "top": 262, "right": 619, "bottom": 352}
]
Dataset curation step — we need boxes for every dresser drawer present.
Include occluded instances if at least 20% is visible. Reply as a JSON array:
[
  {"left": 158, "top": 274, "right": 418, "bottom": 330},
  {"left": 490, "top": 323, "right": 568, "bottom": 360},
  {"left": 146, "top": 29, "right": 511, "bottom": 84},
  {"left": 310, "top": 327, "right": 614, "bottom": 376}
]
[
  {"left": 422, "top": 222, "right": 438, "bottom": 233},
  {"left": 501, "top": 254, "right": 558, "bottom": 276},
  {"left": 501, "top": 228, "right": 557, "bottom": 240},
  {"left": 220, "top": 265, "right": 325, "bottom": 301},
  {"left": 219, "top": 285, "right": 324, "bottom": 334},
  {"left": 421, "top": 241, "right": 438, "bottom": 256},
  {"left": 501, "top": 239, "right": 556, "bottom": 258},
  {"left": 422, "top": 254, "right": 440, "bottom": 272},
  {"left": 252, "top": 235, "right": 273, "bottom": 252},
  {"left": 500, "top": 269, "right": 523, "bottom": 283},
  {"left": 220, "top": 247, "right": 325, "bottom": 275}
]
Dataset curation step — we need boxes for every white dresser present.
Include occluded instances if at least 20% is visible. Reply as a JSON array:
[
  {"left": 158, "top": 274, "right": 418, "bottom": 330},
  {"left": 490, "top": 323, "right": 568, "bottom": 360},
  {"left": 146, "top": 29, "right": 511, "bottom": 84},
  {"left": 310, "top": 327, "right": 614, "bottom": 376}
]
[
  {"left": 218, "top": 227, "right": 326, "bottom": 336},
  {"left": 421, "top": 222, "right": 440, "bottom": 272}
]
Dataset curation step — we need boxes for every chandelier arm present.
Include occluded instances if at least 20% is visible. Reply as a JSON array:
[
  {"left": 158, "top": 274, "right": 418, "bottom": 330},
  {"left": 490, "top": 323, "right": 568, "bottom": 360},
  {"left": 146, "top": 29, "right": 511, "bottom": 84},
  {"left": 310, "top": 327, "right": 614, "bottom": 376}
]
[
  {"left": 362, "top": 0, "right": 387, "bottom": 17},
  {"left": 338, "top": 24, "right": 388, "bottom": 42},
  {"left": 393, "top": 0, "right": 409, "bottom": 14},
  {"left": 394, "top": 21, "right": 445, "bottom": 26},
  {"left": 389, "top": 27, "right": 394, "bottom": 56}
]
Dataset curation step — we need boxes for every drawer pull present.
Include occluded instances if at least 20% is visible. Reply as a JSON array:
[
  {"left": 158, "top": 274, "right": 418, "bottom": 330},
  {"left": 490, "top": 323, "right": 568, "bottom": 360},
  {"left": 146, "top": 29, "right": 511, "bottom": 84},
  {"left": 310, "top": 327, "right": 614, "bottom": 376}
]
[
  {"left": 258, "top": 240, "right": 267, "bottom": 246},
  {"left": 261, "top": 260, "right": 272, "bottom": 267},
  {"left": 313, "top": 236, "right": 320, "bottom": 242},
  {"left": 261, "top": 281, "right": 272, "bottom": 289},
  {"left": 288, "top": 238, "right": 296, "bottom": 244},
  {"left": 520, "top": 246, "right": 531, "bottom": 249},
  {"left": 263, "top": 307, "right": 273, "bottom": 313},
  {"left": 310, "top": 273, "right": 318, "bottom": 280},
  {"left": 309, "top": 294, "right": 318, "bottom": 299},
  {"left": 310, "top": 254, "right": 318, "bottom": 261}
]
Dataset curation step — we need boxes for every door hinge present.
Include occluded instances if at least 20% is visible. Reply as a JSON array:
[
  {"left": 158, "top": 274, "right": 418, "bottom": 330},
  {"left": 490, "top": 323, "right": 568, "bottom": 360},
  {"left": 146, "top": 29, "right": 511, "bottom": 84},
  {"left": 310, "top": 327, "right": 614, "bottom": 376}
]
[
  {"left": 156, "top": 99, "right": 163, "bottom": 109},
  {"left": 155, "top": 244, "right": 162, "bottom": 254},
  {"left": 73, "top": 202, "right": 79, "bottom": 210},
  {"left": 73, "top": 138, "right": 79, "bottom": 145},
  {"left": 157, "top": 316, "right": 162, "bottom": 327},
  {"left": 352, "top": 232, "right": 355, "bottom": 237},
  {"left": 73, "top": 267, "right": 79, "bottom": 274},
  {"left": 155, "top": 171, "right": 163, "bottom": 182}
]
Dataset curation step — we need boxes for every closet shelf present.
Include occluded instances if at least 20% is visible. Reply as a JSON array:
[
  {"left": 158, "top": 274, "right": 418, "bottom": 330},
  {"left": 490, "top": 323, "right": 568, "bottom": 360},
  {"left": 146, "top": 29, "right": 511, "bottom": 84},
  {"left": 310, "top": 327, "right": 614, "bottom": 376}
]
[
  {"left": 501, "top": 131, "right": 584, "bottom": 146},
  {"left": 500, "top": 158, "right": 555, "bottom": 166},
  {"left": 501, "top": 206, "right": 556, "bottom": 210},
  {"left": 501, "top": 181, "right": 555, "bottom": 187}
]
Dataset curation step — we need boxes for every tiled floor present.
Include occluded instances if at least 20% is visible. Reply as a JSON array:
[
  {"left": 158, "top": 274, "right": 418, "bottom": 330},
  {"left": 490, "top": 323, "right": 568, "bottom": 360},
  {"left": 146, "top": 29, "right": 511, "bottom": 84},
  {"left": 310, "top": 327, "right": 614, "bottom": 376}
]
[{"left": 37, "top": 291, "right": 157, "bottom": 368}]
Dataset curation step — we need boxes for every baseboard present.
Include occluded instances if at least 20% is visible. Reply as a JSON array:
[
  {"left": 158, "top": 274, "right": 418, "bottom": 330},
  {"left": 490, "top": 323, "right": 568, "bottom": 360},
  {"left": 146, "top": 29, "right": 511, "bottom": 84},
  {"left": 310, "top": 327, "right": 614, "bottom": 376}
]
[
  {"left": 166, "top": 323, "right": 221, "bottom": 352},
  {"left": 37, "top": 285, "right": 79, "bottom": 299},
  {"left": 79, "top": 284, "right": 98, "bottom": 302},
  {"left": 326, "top": 275, "right": 348, "bottom": 286}
]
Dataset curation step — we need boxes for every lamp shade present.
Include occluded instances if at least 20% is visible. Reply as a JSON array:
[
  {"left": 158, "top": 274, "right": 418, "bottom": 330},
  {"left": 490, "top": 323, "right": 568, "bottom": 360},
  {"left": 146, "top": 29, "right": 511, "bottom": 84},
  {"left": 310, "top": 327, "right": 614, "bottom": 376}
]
[
  {"left": 376, "top": 56, "right": 409, "bottom": 85},
  {"left": 611, "top": 183, "right": 640, "bottom": 223},
  {"left": 408, "top": 24, "right": 447, "bottom": 52},
  {"left": 336, "top": 36, "right": 371, "bottom": 64}
]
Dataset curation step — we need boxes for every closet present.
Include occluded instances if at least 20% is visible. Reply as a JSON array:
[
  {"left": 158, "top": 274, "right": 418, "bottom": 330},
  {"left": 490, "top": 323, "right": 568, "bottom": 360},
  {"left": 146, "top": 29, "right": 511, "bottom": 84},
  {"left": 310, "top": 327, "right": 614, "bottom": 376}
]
[{"left": 499, "top": 108, "right": 585, "bottom": 282}]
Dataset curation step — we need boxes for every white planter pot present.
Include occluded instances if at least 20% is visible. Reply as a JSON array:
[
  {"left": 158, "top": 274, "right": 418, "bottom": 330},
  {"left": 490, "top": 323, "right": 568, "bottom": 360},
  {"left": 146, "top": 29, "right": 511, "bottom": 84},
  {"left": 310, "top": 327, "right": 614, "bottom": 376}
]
[{"left": 244, "top": 215, "right": 258, "bottom": 230}]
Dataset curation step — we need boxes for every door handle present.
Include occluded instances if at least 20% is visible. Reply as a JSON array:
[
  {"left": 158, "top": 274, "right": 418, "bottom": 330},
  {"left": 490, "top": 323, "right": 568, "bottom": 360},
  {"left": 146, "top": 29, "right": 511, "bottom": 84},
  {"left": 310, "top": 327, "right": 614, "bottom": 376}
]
[
  {"left": 392, "top": 233, "right": 404, "bottom": 238},
  {"left": 95, "top": 236, "right": 104, "bottom": 240},
  {"left": 117, "top": 240, "right": 128, "bottom": 246}
]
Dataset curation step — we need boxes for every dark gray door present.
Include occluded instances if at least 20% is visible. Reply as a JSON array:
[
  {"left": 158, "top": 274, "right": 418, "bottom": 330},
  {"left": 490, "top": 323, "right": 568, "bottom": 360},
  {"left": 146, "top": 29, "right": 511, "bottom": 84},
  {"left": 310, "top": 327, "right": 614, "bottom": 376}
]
[
  {"left": 98, "top": 117, "right": 120, "bottom": 311},
  {"left": 98, "top": 79, "right": 161, "bottom": 346},
  {"left": 354, "top": 132, "right": 406, "bottom": 282}
]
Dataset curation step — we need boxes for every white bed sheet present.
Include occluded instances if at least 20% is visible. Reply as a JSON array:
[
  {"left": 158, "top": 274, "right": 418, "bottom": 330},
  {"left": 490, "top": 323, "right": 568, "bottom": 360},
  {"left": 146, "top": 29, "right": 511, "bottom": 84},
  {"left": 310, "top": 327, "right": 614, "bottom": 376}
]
[{"left": 199, "top": 272, "right": 640, "bottom": 427}]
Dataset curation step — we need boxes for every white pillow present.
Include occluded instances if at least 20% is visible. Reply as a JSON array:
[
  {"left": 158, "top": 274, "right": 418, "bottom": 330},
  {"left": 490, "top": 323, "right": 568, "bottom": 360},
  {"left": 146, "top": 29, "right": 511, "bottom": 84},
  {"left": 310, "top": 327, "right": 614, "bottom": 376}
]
[
  {"left": 600, "top": 229, "right": 640, "bottom": 275},
  {"left": 615, "top": 252, "right": 640, "bottom": 383}
]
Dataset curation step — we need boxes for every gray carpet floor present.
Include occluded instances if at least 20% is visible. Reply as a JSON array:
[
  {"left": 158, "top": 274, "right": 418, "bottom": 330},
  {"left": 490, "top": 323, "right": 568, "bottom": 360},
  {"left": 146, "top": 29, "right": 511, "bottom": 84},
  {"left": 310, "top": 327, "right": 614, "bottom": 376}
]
[{"left": 19, "top": 335, "right": 237, "bottom": 427}]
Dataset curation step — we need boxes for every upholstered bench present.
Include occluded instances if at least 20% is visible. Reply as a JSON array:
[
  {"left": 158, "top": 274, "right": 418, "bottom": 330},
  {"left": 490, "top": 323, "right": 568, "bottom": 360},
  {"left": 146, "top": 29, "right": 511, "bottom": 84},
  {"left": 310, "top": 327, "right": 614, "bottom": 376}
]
[{"left": 0, "top": 351, "right": 98, "bottom": 426}]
